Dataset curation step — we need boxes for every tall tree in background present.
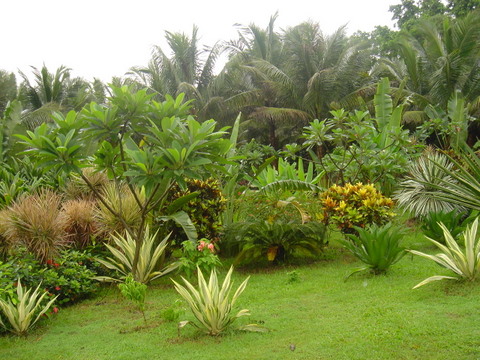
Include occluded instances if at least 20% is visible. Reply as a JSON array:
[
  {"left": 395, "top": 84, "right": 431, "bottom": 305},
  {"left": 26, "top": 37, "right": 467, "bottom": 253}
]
[
  {"left": 19, "top": 65, "right": 105, "bottom": 129},
  {"left": 0, "top": 70, "right": 17, "bottom": 114},
  {"left": 128, "top": 26, "right": 221, "bottom": 116},
  {"left": 217, "top": 19, "right": 373, "bottom": 148},
  {"left": 447, "top": 0, "right": 480, "bottom": 17},
  {"left": 378, "top": 11, "right": 480, "bottom": 113}
]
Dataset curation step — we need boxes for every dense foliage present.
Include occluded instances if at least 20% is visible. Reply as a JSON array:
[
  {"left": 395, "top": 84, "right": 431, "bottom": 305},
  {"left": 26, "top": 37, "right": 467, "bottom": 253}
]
[
  {"left": 320, "top": 183, "right": 396, "bottom": 234},
  {"left": 1, "top": 2, "right": 480, "bottom": 343}
]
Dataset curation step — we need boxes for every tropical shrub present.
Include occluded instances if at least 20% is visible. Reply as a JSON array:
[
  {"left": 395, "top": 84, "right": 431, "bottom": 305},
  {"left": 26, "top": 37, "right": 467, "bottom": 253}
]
[
  {"left": 233, "top": 221, "right": 327, "bottom": 264},
  {"left": 0, "top": 210, "right": 12, "bottom": 260},
  {"left": 63, "top": 168, "right": 109, "bottom": 200},
  {"left": 229, "top": 189, "right": 322, "bottom": 225},
  {"left": 1, "top": 249, "right": 99, "bottom": 306},
  {"left": 236, "top": 139, "right": 277, "bottom": 174},
  {"left": 0, "top": 280, "right": 58, "bottom": 336},
  {"left": 302, "top": 79, "right": 421, "bottom": 195},
  {"left": 0, "top": 157, "right": 64, "bottom": 209},
  {"left": 177, "top": 239, "right": 221, "bottom": 279},
  {"left": 95, "top": 226, "right": 178, "bottom": 283},
  {"left": 40, "top": 251, "right": 99, "bottom": 305},
  {"left": 164, "top": 178, "right": 226, "bottom": 243},
  {"left": 173, "top": 266, "right": 265, "bottom": 336},
  {"left": 17, "top": 86, "right": 233, "bottom": 281},
  {"left": 247, "top": 158, "right": 322, "bottom": 189},
  {"left": 343, "top": 223, "right": 406, "bottom": 278},
  {"left": 2, "top": 189, "right": 68, "bottom": 262},
  {"left": 410, "top": 217, "right": 480, "bottom": 288},
  {"left": 394, "top": 149, "right": 463, "bottom": 218},
  {"left": 405, "top": 147, "right": 480, "bottom": 213},
  {"left": 320, "top": 183, "right": 395, "bottom": 234}
]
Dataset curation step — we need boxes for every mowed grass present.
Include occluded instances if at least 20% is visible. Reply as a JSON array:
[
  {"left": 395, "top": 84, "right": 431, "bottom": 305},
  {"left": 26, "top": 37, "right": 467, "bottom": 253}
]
[{"left": 1, "top": 228, "right": 480, "bottom": 360}]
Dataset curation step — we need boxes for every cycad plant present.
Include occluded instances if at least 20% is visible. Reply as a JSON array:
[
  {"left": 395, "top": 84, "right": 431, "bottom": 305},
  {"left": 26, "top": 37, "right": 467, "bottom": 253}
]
[
  {"left": 409, "top": 217, "right": 480, "bottom": 288},
  {"left": 0, "top": 280, "right": 58, "bottom": 336},
  {"left": 343, "top": 223, "right": 406, "bottom": 278},
  {"left": 94, "top": 226, "right": 178, "bottom": 284},
  {"left": 172, "top": 266, "right": 265, "bottom": 336},
  {"left": 234, "top": 221, "right": 327, "bottom": 264}
]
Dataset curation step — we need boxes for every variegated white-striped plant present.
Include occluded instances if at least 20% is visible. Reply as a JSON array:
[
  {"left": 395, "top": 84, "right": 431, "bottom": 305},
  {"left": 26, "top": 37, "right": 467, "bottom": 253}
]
[
  {"left": 410, "top": 217, "right": 480, "bottom": 288},
  {"left": 172, "top": 266, "right": 266, "bottom": 336},
  {"left": 0, "top": 280, "right": 58, "bottom": 336}
]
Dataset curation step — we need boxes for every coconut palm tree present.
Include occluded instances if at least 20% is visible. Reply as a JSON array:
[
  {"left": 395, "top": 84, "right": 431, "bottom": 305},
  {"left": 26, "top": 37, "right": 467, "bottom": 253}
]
[
  {"left": 375, "top": 12, "right": 480, "bottom": 115},
  {"left": 127, "top": 25, "right": 221, "bottom": 115},
  {"left": 18, "top": 65, "right": 105, "bottom": 129},
  {"left": 218, "top": 20, "right": 373, "bottom": 148},
  {"left": 0, "top": 70, "right": 17, "bottom": 114}
]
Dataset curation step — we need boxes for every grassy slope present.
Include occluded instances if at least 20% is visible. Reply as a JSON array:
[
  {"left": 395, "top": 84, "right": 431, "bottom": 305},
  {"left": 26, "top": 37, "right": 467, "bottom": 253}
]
[{"left": 1, "top": 229, "right": 480, "bottom": 360}]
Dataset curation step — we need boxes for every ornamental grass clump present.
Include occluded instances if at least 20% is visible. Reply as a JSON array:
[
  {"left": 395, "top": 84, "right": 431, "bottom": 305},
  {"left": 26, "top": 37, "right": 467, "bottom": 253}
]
[
  {"left": 172, "top": 266, "right": 266, "bottom": 336},
  {"left": 3, "top": 189, "right": 68, "bottom": 262},
  {"left": 62, "top": 199, "right": 99, "bottom": 249},
  {"left": 320, "top": 182, "right": 395, "bottom": 234},
  {"left": 410, "top": 217, "right": 480, "bottom": 288}
]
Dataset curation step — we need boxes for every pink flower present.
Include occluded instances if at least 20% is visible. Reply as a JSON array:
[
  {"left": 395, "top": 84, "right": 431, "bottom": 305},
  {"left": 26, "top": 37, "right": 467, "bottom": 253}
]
[
  {"left": 208, "top": 243, "right": 215, "bottom": 252},
  {"left": 53, "top": 307, "right": 59, "bottom": 314},
  {"left": 55, "top": 286, "right": 61, "bottom": 291},
  {"left": 197, "top": 240, "right": 207, "bottom": 251}
]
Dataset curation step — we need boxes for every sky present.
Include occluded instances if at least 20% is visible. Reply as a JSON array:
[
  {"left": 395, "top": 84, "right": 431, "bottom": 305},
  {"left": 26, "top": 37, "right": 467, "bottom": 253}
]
[{"left": 1, "top": 0, "right": 400, "bottom": 83}]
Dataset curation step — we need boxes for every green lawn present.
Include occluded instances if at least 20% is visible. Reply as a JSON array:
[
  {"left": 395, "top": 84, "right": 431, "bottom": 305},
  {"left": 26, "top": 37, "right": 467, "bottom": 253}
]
[{"left": 1, "top": 229, "right": 480, "bottom": 360}]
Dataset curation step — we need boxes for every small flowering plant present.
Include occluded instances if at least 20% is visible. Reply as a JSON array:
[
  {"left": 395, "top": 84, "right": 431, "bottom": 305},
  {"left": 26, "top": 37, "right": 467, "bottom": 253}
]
[{"left": 178, "top": 239, "right": 222, "bottom": 279}]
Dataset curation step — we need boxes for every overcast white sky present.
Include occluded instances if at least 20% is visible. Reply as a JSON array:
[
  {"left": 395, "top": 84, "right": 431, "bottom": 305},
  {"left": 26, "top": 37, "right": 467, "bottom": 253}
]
[{"left": 1, "top": 0, "right": 399, "bottom": 82}]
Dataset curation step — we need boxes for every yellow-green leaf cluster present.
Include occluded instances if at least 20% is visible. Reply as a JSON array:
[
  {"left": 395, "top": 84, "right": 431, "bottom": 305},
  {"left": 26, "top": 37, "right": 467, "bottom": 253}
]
[{"left": 321, "top": 183, "right": 395, "bottom": 233}]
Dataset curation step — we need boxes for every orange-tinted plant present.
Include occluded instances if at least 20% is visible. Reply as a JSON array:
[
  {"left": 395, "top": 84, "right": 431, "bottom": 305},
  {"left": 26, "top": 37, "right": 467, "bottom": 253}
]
[
  {"left": 3, "top": 189, "right": 68, "bottom": 262},
  {"left": 320, "top": 183, "right": 395, "bottom": 234},
  {"left": 63, "top": 199, "right": 100, "bottom": 249}
]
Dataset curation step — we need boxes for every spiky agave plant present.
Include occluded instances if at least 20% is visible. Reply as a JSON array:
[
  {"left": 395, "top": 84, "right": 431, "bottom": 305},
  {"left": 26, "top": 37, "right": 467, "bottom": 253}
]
[
  {"left": 410, "top": 217, "right": 480, "bottom": 288},
  {"left": 0, "top": 280, "right": 58, "bottom": 336},
  {"left": 172, "top": 266, "right": 266, "bottom": 336},
  {"left": 94, "top": 226, "right": 177, "bottom": 284}
]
